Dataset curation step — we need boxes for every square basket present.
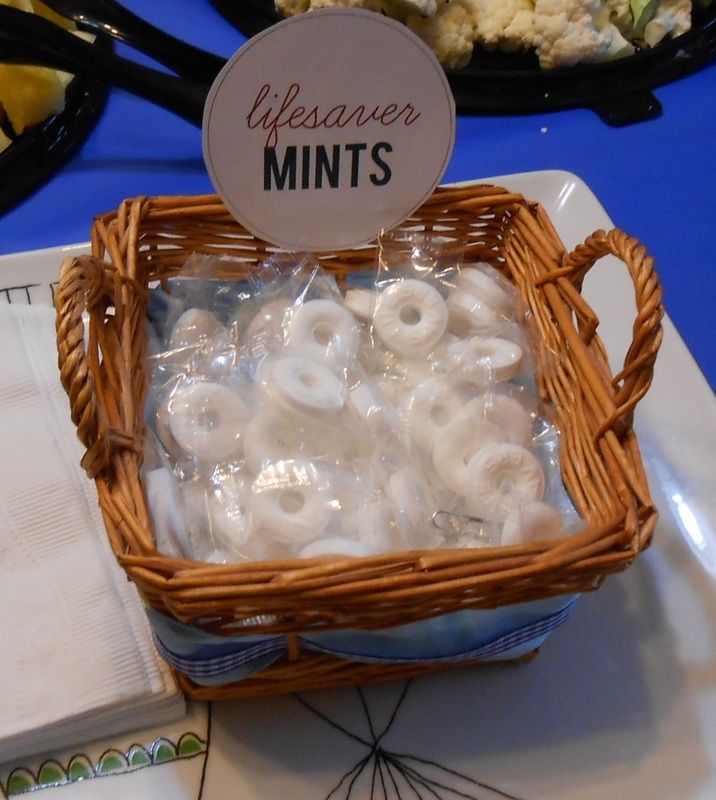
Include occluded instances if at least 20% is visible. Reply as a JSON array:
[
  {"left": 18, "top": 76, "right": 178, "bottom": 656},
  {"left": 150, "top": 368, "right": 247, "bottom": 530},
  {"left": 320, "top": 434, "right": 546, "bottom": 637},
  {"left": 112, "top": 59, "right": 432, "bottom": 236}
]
[{"left": 54, "top": 183, "right": 663, "bottom": 699}]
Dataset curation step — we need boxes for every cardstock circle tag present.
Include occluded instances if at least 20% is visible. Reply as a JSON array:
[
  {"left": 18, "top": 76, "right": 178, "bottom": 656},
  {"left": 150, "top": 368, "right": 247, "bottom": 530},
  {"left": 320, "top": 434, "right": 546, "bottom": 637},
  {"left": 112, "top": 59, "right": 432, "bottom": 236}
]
[{"left": 203, "top": 8, "right": 455, "bottom": 251}]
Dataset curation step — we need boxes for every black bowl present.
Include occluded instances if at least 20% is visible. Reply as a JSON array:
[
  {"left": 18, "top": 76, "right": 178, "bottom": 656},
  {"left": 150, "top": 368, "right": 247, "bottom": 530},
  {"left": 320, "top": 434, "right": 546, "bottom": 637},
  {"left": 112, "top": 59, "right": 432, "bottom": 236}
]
[{"left": 209, "top": 0, "right": 716, "bottom": 125}]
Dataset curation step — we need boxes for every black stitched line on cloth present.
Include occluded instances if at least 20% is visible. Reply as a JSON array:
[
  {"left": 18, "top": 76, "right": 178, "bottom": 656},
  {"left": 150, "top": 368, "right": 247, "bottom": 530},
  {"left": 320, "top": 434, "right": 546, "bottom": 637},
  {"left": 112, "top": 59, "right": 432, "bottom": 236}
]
[
  {"left": 293, "top": 681, "right": 530, "bottom": 800},
  {"left": 0, "top": 284, "right": 39, "bottom": 303},
  {"left": 376, "top": 680, "right": 412, "bottom": 745},
  {"left": 325, "top": 754, "right": 373, "bottom": 800},
  {"left": 391, "top": 756, "right": 428, "bottom": 800},
  {"left": 370, "top": 753, "right": 380, "bottom": 800},
  {"left": 196, "top": 702, "right": 212, "bottom": 800},
  {"left": 388, "top": 756, "right": 479, "bottom": 800},
  {"left": 358, "top": 686, "right": 378, "bottom": 744},
  {"left": 344, "top": 754, "right": 373, "bottom": 800},
  {"left": 376, "top": 750, "right": 389, "bottom": 800},
  {"left": 387, "top": 754, "right": 525, "bottom": 800},
  {"left": 382, "top": 754, "right": 406, "bottom": 800},
  {"left": 386, "top": 755, "right": 441, "bottom": 800},
  {"left": 293, "top": 693, "right": 372, "bottom": 748}
]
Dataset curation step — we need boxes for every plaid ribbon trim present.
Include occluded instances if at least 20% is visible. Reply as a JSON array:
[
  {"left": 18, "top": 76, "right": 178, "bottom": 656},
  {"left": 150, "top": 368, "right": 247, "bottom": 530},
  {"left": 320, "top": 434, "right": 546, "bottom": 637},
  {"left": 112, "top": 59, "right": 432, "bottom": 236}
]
[
  {"left": 153, "top": 637, "right": 286, "bottom": 679},
  {"left": 154, "top": 600, "right": 578, "bottom": 681}
]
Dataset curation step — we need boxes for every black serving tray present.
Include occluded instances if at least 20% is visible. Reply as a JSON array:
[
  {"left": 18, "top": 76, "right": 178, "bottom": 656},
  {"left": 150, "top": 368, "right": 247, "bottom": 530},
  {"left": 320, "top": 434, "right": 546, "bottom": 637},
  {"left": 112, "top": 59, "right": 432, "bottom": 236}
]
[
  {"left": 0, "top": 36, "right": 110, "bottom": 217},
  {"left": 209, "top": 0, "right": 716, "bottom": 125}
]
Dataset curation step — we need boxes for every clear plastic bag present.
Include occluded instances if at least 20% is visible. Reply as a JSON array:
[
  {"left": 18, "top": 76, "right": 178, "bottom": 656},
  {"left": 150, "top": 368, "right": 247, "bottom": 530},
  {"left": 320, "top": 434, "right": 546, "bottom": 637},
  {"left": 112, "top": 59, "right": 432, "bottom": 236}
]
[
  {"left": 358, "top": 230, "right": 582, "bottom": 549},
  {"left": 142, "top": 236, "right": 582, "bottom": 564},
  {"left": 143, "top": 251, "right": 443, "bottom": 563}
]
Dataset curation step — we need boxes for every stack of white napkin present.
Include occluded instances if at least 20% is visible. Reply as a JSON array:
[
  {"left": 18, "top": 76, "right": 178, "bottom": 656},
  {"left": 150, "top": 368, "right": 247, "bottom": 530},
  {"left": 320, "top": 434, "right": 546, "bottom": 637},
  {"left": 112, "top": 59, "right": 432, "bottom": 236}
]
[{"left": 0, "top": 304, "right": 184, "bottom": 763}]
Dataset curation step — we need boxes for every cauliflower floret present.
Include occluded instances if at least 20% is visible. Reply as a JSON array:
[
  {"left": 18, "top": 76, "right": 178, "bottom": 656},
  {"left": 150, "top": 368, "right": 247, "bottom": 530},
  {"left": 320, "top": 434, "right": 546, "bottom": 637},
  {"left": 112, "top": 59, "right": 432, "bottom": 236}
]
[
  {"left": 502, "top": 5, "right": 536, "bottom": 51},
  {"left": 533, "top": 0, "right": 634, "bottom": 69},
  {"left": 606, "top": 0, "right": 634, "bottom": 34},
  {"left": 279, "top": 0, "right": 421, "bottom": 16},
  {"left": 275, "top": 0, "right": 310, "bottom": 15},
  {"left": 643, "top": 0, "right": 691, "bottom": 45},
  {"left": 458, "top": 0, "right": 535, "bottom": 52},
  {"left": 309, "top": 0, "right": 384, "bottom": 9},
  {"left": 406, "top": 1, "right": 476, "bottom": 68},
  {"left": 385, "top": 0, "right": 438, "bottom": 19}
]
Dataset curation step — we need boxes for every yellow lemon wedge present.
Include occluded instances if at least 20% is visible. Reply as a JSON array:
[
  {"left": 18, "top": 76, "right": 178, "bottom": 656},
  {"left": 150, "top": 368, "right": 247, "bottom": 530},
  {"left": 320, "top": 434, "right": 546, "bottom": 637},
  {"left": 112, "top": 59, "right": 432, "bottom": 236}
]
[
  {"left": 30, "top": 0, "right": 76, "bottom": 30},
  {"left": 2, "top": 0, "right": 34, "bottom": 11},
  {"left": 0, "top": 63, "right": 66, "bottom": 135},
  {"left": 0, "top": 0, "right": 79, "bottom": 135},
  {"left": 0, "top": 126, "right": 12, "bottom": 154}
]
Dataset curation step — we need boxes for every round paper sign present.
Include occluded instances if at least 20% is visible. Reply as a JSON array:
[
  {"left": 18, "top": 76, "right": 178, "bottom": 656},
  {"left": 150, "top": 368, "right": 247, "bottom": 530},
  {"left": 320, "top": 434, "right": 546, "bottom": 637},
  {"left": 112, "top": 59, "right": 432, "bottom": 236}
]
[{"left": 203, "top": 8, "right": 455, "bottom": 252}]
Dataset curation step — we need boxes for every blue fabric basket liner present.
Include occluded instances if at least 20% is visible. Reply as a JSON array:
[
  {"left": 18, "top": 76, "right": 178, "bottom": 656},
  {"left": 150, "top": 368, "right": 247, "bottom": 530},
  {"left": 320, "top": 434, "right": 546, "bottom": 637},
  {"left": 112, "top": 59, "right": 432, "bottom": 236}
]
[{"left": 148, "top": 593, "right": 579, "bottom": 686}]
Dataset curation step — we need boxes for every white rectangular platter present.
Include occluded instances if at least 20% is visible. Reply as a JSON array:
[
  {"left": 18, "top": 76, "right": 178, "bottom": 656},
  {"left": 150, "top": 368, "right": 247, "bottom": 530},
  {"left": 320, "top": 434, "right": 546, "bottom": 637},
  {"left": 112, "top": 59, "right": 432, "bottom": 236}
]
[{"left": 1, "top": 170, "right": 714, "bottom": 800}]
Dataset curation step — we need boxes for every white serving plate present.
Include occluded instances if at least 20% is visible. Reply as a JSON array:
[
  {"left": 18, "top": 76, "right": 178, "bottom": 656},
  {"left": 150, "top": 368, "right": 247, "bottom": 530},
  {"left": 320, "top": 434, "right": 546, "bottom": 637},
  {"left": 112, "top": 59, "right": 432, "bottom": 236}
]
[{"left": 1, "top": 170, "right": 714, "bottom": 800}]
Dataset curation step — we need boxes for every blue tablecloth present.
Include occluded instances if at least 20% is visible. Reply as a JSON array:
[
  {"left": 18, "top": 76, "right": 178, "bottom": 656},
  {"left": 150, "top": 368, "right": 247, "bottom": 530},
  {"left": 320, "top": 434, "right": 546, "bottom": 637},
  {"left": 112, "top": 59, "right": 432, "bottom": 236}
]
[{"left": 0, "top": 0, "right": 713, "bottom": 389}]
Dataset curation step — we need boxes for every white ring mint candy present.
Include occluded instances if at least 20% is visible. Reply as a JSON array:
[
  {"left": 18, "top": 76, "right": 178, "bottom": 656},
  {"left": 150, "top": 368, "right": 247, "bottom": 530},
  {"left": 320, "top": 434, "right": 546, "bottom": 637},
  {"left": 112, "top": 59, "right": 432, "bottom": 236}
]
[
  {"left": 400, "top": 358, "right": 435, "bottom": 389},
  {"left": 428, "top": 332, "right": 461, "bottom": 377},
  {"left": 245, "top": 299, "right": 292, "bottom": 353},
  {"left": 250, "top": 479, "right": 333, "bottom": 546},
  {"left": 242, "top": 412, "right": 308, "bottom": 474},
  {"left": 169, "top": 308, "right": 226, "bottom": 350},
  {"left": 168, "top": 382, "right": 249, "bottom": 462},
  {"left": 373, "top": 279, "right": 448, "bottom": 357},
  {"left": 466, "top": 443, "right": 545, "bottom": 522},
  {"left": 446, "top": 372, "right": 494, "bottom": 403},
  {"left": 155, "top": 395, "right": 179, "bottom": 453},
  {"left": 343, "top": 288, "right": 377, "bottom": 321},
  {"left": 501, "top": 502, "right": 565, "bottom": 547},
  {"left": 347, "top": 382, "right": 402, "bottom": 438},
  {"left": 465, "top": 393, "right": 533, "bottom": 448},
  {"left": 286, "top": 298, "right": 358, "bottom": 366},
  {"left": 181, "top": 480, "right": 251, "bottom": 564},
  {"left": 446, "top": 290, "right": 503, "bottom": 336},
  {"left": 348, "top": 382, "right": 383, "bottom": 422},
  {"left": 406, "top": 378, "right": 464, "bottom": 451},
  {"left": 181, "top": 479, "right": 211, "bottom": 532},
  {"left": 389, "top": 469, "right": 427, "bottom": 533},
  {"left": 180, "top": 479, "right": 220, "bottom": 561},
  {"left": 433, "top": 417, "right": 505, "bottom": 495},
  {"left": 144, "top": 468, "right": 189, "bottom": 557},
  {"left": 448, "top": 336, "right": 523, "bottom": 384},
  {"left": 456, "top": 266, "right": 514, "bottom": 317},
  {"left": 261, "top": 354, "right": 347, "bottom": 417},
  {"left": 209, "top": 486, "right": 250, "bottom": 552},
  {"left": 356, "top": 495, "right": 398, "bottom": 553},
  {"left": 377, "top": 376, "right": 408, "bottom": 408},
  {"left": 299, "top": 537, "right": 370, "bottom": 559}
]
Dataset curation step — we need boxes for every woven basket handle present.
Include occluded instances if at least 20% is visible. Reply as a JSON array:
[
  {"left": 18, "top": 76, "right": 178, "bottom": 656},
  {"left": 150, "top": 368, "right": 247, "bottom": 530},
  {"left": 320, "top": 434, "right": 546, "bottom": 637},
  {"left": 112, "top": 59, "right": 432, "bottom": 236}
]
[
  {"left": 55, "top": 255, "right": 141, "bottom": 477},
  {"left": 564, "top": 228, "right": 664, "bottom": 430}
]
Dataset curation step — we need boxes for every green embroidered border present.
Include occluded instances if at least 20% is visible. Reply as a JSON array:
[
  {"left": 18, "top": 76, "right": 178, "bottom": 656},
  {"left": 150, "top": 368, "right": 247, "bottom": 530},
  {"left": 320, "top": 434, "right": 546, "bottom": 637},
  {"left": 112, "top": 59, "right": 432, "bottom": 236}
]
[{"left": 1, "top": 733, "right": 207, "bottom": 797}]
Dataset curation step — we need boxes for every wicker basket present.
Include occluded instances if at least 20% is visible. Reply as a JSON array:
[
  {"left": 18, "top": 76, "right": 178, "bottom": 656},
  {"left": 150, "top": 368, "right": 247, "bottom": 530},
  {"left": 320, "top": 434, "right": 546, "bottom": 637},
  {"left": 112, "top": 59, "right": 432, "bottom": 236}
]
[{"left": 54, "top": 183, "right": 663, "bottom": 699}]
